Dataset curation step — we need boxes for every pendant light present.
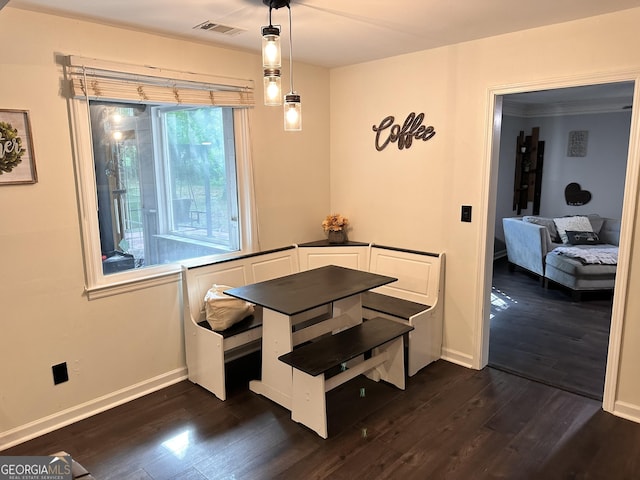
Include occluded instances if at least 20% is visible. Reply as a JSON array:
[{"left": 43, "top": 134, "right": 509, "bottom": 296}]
[
  {"left": 261, "top": 0, "right": 302, "bottom": 131},
  {"left": 284, "top": 93, "right": 301, "bottom": 131},
  {"left": 261, "top": 2, "right": 282, "bottom": 106},
  {"left": 262, "top": 24, "right": 281, "bottom": 69},
  {"left": 283, "top": 3, "right": 301, "bottom": 131},
  {"left": 263, "top": 68, "right": 282, "bottom": 106}
]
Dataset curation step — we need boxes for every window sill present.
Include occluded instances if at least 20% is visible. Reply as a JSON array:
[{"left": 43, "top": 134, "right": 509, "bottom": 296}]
[
  {"left": 84, "top": 249, "right": 248, "bottom": 300},
  {"left": 85, "top": 268, "right": 181, "bottom": 300}
]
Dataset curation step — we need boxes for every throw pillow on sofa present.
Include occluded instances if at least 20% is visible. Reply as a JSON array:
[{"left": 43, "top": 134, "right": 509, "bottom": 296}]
[
  {"left": 522, "top": 216, "right": 561, "bottom": 242},
  {"left": 565, "top": 230, "right": 601, "bottom": 245},
  {"left": 553, "top": 216, "right": 593, "bottom": 244}
]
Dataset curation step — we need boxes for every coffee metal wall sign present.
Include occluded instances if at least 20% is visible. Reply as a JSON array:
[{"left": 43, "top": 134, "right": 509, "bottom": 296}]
[{"left": 372, "top": 112, "right": 436, "bottom": 151}]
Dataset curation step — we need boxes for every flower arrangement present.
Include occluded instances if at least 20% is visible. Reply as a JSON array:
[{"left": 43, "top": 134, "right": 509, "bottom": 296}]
[{"left": 322, "top": 213, "right": 349, "bottom": 232}]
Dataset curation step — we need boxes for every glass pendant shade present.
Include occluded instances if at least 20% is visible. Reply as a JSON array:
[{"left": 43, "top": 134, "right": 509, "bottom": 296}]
[
  {"left": 263, "top": 69, "right": 282, "bottom": 106},
  {"left": 284, "top": 93, "right": 302, "bottom": 131},
  {"left": 262, "top": 25, "right": 281, "bottom": 68}
]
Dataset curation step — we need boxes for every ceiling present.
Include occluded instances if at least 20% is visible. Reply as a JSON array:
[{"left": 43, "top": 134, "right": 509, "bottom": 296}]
[
  {"left": 7, "top": 0, "right": 640, "bottom": 69},
  {"left": 503, "top": 82, "right": 635, "bottom": 116}
]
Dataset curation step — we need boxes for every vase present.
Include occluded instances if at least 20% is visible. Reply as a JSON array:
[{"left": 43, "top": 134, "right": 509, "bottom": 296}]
[{"left": 327, "top": 230, "right": 347, "bottom": 244}]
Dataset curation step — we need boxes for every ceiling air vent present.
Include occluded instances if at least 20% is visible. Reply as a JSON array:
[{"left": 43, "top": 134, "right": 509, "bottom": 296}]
[{"left": 193, "top": 21, "right": 246, "bottom": 36}]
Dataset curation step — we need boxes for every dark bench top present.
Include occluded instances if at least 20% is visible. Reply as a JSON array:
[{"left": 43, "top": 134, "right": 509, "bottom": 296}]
[
  {"left": 197, "top": 305, "right": 263, "bottom": 338},
  {"left": 189, "top": 245, "right": 296, "bottom": 271},
  {"left": 298, "top": 239, "right": 370, "bottom": 247},
  {"left": 278, "top": 317, "right": 413, "bottom": 376},
  {"left": 361, "top": 291, "right": 430, "bottom": 320}
]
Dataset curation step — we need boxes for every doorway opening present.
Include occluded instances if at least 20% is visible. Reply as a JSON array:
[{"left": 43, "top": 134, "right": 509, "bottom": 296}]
[{"left": 480, "top": 77, "right": 638, "bottom": 407}]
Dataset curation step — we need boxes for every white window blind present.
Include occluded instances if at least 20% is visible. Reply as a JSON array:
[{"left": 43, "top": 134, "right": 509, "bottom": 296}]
[{"left": 66, "top": 56, "right": 254, "bottom": 107}]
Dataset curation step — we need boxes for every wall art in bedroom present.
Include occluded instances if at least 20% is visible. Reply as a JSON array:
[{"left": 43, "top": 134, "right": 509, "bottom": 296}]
[{"left": 567, "top": 130, "right": 588, "bottom": 157}]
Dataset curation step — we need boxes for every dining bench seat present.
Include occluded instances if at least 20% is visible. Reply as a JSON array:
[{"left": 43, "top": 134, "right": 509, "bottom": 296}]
[
  {"left": 297, "top": 242, "right": 446, "bottom": 377},
  {"left": 278, "top": 316, "right": 413, "bottom": 438},
  {"left": 197, "top": 306, "right": 263, "bottom": 339},
  {"left": 362, "top": 245, "right": 445, "bottom": 376},
  {"left": 182, "top": 246, "right": 299, "bottom": 401},
  {"left": 361, "top": 291, "right": 430, "bottom": 320}
]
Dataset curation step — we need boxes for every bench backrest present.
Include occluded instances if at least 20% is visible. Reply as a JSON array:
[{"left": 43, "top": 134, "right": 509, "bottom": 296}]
[
  {"left": 297, "top": 243, "right": 370, "bottom": 271},
  {"left": 182, "top": 243, "right": 444, "bottom": 322},
  {"left": 368, "top": 245, "right": 444, "bottom": 307},
  {"left": 183, "top": 246, "right": 299, "bottom": 323}
]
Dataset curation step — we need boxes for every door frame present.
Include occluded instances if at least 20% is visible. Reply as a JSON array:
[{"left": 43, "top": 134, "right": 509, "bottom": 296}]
[{"left": 476, "top": 70, "right": 640, "bottom": 412}]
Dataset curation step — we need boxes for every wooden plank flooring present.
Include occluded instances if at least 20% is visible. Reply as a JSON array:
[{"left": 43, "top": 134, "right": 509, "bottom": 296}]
[
  {"left": 5, "top": 357, "right": 640, "bottom": 479},
  {"left": 489, "top": 257, "right": 612, "bottom": 400}
]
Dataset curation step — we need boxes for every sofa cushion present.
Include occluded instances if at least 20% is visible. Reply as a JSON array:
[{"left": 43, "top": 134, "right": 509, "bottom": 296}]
[
  {"left": 587, "top": 214, "right": 605, "bottom": 234},
  {"left": 599, "top": 218, "right": 621, "bottom": 246},
  {"left": 546, "top": 249, "right": 617, "bottom": 277},
  {"left": 522, "top": 216, "right": 560, "bottom": 242},
  {"left": 545, "top": 253, "right": 616, "bottom": 291},
  {"left": 565, "top": 230, "right": 601, "bottom": 245},
  {"left": 553, "top": 216, "right": 593, "bottom": 244}
]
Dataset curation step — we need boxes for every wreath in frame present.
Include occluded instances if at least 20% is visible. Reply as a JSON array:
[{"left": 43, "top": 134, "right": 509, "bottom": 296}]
[{"left": 0, "top": 121, "right": 24, "bottom": 174}]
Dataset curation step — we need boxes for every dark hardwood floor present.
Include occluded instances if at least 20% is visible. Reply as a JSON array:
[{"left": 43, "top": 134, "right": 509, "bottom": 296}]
[
  {"left": 5, "top": 356, "right": 640, "bottom": 479},
  {"left": 489, "top": 257, "right": 613, "bottom": 400}
]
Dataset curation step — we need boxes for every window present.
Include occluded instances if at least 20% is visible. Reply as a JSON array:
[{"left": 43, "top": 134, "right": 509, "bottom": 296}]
[
  {"left": 92, "top": 102, "right": 240, "bottom": 272},
  {"left": 66, "top": 57, "right": 256, "bottom": 296}
]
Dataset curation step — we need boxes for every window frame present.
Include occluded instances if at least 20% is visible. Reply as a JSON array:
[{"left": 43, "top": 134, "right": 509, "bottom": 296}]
[{"left": 66, "top": 58, "right": 257, "bottom": 299}]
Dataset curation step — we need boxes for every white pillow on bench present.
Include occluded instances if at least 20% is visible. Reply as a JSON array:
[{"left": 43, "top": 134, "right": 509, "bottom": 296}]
[{"left": 204, "top": 284, "right": 255, "bottom": 331}]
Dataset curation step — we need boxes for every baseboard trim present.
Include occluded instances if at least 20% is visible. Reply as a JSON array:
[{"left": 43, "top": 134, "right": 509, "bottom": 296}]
[
  {"left": 440, "top": 348, "right": 474, "bottom": 369},
  {"left": 612, "top": 400, "right": 640, "bottom": 424},
  {"left": 0, "top": 367, "right": 188, "bottom": 451}
]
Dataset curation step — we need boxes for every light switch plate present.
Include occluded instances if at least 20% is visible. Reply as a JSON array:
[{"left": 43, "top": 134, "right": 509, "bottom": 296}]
[{"left": 461, "top": 205, "right": 472, "bottom": 222}]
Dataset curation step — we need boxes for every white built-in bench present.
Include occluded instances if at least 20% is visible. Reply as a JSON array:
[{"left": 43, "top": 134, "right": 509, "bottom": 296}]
[
  {"left": 279, "top": 316, "right": 413, "bottom": 438},
  {"left": 182, "top": 241, "right": 444, "bottom": 401},
  {"left": 363, "top": 245, "right": 445, "bottom": 376},
  {"left": 181, "top": 246, "right": 299, "bottom": 401},
  {"left": 298, "top": 242, "right": 445, "bottom": 377}
]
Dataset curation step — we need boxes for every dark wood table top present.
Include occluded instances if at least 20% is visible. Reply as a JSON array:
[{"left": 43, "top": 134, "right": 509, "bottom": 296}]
[{"left": 224, "top": 265, "right": 397, "bottom": 316}]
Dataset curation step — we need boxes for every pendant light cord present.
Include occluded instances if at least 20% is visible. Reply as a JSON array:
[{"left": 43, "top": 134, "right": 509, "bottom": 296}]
[{"left": 288, "top": 4, "right": 294, "bottom": 93}]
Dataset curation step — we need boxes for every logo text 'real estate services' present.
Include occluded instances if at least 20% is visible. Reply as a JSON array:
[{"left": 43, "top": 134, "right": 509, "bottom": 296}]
[{"left": 0, "top": 455, "right": 72, "bottom": 480}]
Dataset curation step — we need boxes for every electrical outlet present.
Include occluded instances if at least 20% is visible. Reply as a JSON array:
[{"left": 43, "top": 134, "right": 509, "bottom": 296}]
[
  {"left": 461, "top": 205, "right": 472, "bottom": 222},
  {"left": 52, "top": 362, "right": 69, "bottom": 385}
]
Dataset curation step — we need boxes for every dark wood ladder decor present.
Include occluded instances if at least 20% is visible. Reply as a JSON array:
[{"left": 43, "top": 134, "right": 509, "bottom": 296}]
[{"left": 513, "top": 126, "right": 545, "bottom": 215}]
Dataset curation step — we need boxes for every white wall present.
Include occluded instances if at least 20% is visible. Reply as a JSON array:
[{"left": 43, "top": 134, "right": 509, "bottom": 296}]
[
  {"left": 537, "top": 111, "right": 630, "bottom": 218},
  {"left": 0, "top": 7, "right": 330, "bottom": 447},
  {"left": 330, "top": 9, "right": 640, "bottom": 415},
  {"left": 495, "top": 110, "right": 630, "bottom": 240}
]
